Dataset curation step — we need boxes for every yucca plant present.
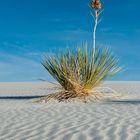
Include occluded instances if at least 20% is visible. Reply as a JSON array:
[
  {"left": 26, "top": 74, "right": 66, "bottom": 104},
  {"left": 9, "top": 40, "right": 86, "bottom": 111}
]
[
  {"left": 36, "top": 0, "right": 121, "bottom": 103},
  {"left": 38, "top": 46, "right": 121, "bottom": 102}
]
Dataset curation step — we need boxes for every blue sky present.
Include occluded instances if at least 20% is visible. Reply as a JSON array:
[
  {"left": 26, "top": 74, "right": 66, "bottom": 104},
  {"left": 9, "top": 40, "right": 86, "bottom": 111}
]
[{"left": 0, "top": 0, "right": 140, "bottom": 82}]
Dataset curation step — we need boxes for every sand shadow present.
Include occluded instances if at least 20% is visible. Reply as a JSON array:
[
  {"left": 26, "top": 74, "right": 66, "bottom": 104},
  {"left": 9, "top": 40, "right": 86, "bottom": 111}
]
[
  {"left": 0, "top": 95, "right": 44, "bottom": 100},
  {"left": 107, "top": 100, "right": 140, "bottom": 105}
]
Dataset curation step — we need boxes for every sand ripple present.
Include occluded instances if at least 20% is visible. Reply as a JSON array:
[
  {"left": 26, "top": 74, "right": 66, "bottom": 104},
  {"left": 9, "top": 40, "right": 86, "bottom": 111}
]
[
  {"left": 0, "top": 102, "right": 140, "bottom": 140},
  {"left": 0, "top": 82, "right": 140, "bottom": 140}
]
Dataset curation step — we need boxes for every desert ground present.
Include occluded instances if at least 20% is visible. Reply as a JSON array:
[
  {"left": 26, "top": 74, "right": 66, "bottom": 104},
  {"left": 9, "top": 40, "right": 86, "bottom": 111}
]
[{"left": 0, "top": 81, "right": 140, "bottom": 140}]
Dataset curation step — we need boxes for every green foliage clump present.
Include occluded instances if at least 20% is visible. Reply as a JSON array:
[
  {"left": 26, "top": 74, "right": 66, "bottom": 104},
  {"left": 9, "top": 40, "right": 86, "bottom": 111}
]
[{"left": 42, "top": 46, "right": 121, "bottom": 96}]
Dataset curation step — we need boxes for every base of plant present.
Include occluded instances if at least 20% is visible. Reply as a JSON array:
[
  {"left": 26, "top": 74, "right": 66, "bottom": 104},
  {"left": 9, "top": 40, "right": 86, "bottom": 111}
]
[{"left": 33, "top": 91, "right": 122, "bottom": 103}]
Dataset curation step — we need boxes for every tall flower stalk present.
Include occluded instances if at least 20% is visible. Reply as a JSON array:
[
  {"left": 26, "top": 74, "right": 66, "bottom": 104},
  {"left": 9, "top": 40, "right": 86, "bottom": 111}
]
[{"left": 90, "top": 0, "right": 102, "bottom": 57}]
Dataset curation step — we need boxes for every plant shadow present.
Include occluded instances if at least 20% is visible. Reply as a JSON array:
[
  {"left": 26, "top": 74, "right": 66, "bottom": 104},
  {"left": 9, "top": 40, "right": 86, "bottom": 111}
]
[
  {"left": 107, "top": 100, "right": 140, "bottom": 105},
  {"left": 0, "top": 95, "right": 44, "bottom": 100}
]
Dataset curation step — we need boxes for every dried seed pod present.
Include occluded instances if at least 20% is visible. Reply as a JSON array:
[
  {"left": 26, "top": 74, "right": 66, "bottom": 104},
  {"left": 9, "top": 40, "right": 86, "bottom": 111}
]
[
  {"left": 95, "top": 0, "right": 100, "bottom": 5},
  {"left": 91, "top": 0, "right": 102, "bottom": 10},
  {"left": 91, "top": 1, "right": 95, "bottom": 8},
  {"left": 96, "top": 3, "right": 101, "bottom": 10}
]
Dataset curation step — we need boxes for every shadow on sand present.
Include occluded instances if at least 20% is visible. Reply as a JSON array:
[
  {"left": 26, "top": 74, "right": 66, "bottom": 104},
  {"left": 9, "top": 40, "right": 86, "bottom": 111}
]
[
  {"left": 0, "top": 96, "right": 140, "bottom": 104},
  {"left": 0, "top": 95, "right": 44, "bottom": 100},
  {"left": 107, "top": 100, "right": 140, "bottom": 105}
]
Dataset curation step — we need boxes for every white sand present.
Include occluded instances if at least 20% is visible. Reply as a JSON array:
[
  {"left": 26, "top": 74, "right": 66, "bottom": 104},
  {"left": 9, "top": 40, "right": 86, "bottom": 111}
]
[{"left": 0, "top": 81, "right": 140, "bottom": 140}]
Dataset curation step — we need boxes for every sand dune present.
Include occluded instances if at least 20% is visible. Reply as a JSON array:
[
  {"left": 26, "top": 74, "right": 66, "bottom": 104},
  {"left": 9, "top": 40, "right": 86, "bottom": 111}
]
[{"left": 0, "top": 82, "right": 140, "bottom": 140}]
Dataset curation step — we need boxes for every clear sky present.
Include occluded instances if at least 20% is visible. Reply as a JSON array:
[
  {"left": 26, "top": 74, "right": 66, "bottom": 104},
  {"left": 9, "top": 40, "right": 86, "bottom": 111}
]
[{"left": 0, "top": 0, "right": 140, "bottom": 82}]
